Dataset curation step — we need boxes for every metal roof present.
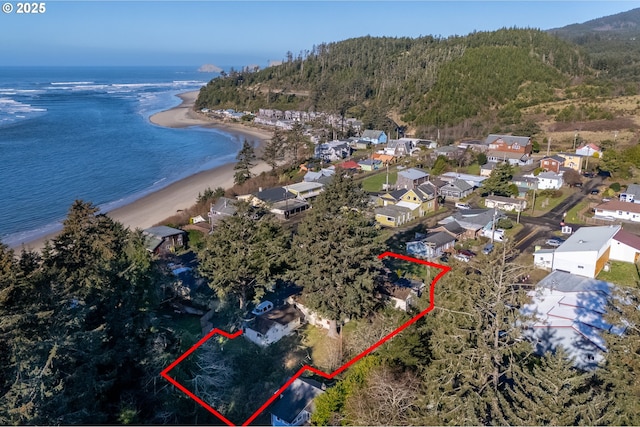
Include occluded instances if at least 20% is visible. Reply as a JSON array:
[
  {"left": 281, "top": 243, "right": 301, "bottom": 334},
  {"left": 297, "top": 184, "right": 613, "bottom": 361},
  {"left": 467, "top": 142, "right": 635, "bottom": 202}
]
[
  {"left": 555, "top": 225, "right": 621, "bottom": 254},
  {"left": 398, "top": 168, "right": 429, "bottom": 180}
]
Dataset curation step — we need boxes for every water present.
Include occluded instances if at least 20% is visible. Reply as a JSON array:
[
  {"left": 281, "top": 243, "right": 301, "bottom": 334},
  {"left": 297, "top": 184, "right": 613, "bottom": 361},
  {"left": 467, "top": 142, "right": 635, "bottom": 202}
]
[{"left": 0, "top": 66, "right": 245, "bottom": 246}]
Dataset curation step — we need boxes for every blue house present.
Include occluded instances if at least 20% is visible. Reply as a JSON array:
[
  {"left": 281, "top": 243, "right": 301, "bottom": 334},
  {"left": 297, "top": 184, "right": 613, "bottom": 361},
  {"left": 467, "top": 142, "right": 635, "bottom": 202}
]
[{"left": 360, "top": 129, "right": 388, "bottom": 145}]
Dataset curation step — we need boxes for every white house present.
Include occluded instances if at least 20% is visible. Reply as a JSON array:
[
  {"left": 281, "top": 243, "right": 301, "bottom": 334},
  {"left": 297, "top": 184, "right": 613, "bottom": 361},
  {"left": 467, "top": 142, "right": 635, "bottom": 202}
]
[
  {"left": 535, "top": 171, "right": 563, "bottom": 190},
  {"left": 484, "top": 195, "right": 527, "bottom": 212},
  {"left": 243, "top": 304, "right": 305, "bottom": 347},
  {"left": 619, "top": 183, "right": 640, "bottom": 204},
  {"left": 521, "top": 270, "right": 624, "bottom": 370},
  {"left": 440, "top": 172, "right": 486, "bottom": 188},
  {"left": 535, "top": 225, "right": 621, "bottom": 278},
  {"left": 594, "top": 200, "right": 640, "bottom": 223},
  {"left": 379, "top": 278, "right": 425, "bottom": 312},
  {"left": 610, "top": 228, "right": 640, "bottom": 263},
  {"left": 576, "top": 143, "right": 602, "bottom": 157}
]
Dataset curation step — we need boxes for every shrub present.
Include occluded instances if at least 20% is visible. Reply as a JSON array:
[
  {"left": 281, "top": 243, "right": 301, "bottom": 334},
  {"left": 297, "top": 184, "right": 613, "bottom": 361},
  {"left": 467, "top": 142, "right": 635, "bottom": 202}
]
[
  {"left": 497, "top": 218, "right": 513, "bottom": 229},
  {"left": 609, "top": 182, "right": 621, "bottom": 192}
]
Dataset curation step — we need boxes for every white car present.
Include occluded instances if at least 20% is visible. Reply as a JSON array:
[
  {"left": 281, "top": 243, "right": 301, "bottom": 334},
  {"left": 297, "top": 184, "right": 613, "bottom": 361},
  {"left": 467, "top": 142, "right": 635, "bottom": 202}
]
[
  {"left": 545, "top": 238, "right": 564, "bottom": 247},
  {"left": 453, "top": 253, "right": 470, "bottom": 262}
]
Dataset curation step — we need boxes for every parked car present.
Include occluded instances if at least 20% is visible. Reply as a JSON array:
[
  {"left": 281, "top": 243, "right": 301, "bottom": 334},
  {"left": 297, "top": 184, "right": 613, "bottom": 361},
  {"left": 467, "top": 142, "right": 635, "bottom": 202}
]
[
  {"left": 455, "top": 202, "right": 471, "bottom": 210},
  {"left": 545, "top": 238, "right": 564, "bottom": 247},
  {"left": 602, "top": 198, "right": 611, "bottom": 203},
  {"left": 482, "top": 243, "right": 494, "bottom": 255},
  {"left": 583, "top": 172, "right": 596, "bottom": 178},
  {"left": 453, "top": 253, "right": 470, "bottom": 262},
  {"left": 590, "top": 189, "right": 599, "bottom": 195},
  {"left": 439, "top": 254, "right": 449, "bottom": 263},
  {"left": 458, "top": 249, "right": 477, "bottom": 258}
]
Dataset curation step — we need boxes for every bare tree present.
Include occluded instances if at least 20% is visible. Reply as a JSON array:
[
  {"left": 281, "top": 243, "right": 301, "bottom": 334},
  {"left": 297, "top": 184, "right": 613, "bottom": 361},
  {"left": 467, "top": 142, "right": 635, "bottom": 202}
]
[{"left": 188, "top": 341, "right": 234, "bottom": 410}]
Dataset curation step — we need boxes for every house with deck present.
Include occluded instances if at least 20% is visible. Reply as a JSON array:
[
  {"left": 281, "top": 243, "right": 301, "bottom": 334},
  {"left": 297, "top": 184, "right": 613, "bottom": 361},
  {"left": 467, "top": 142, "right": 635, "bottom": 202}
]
[
  {"left": 406, "top": 231, "right": 456, "bottom": 260},
  {"left": 143, "top": 226, "right": 187, "bottom": 255}
]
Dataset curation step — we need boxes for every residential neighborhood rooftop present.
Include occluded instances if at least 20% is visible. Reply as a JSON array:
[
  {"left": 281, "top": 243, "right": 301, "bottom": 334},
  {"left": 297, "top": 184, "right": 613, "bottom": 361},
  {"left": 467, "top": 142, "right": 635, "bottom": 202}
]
[{"left": 555, "top": 225, "right": 621, "bottom": 253}]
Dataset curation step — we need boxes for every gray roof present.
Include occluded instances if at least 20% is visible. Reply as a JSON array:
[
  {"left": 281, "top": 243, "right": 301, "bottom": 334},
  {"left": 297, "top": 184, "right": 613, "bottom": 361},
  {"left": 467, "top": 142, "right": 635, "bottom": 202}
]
[
  {"left": 254, "top": 187, "right": 297, "bottom": 203},
  {"left": 398, "top": 168, "right": 429, "bottom": 181},
  {"left": 537, "top": 270, "right": 614, "bottom": 294},
  {"left": 375, "top": 205, "right": 411, "bottom": 217},
  {"left": 269, "top": 377, "right": 324, "bottom": 424},
  {"left": 442, "top": 220, "right": 465, "bottom": 235},
  {"left": 362, "top": 129, "right": 385, "bottom": 139},
  {"left": 538, "top": 171, "right": 562, "bottom": 180},
  {"left": 424, "top": 231, "right": 456, "bottom": 246},
  {"left": 442, "top": 178, "right": 473, "bottom": 192},
  {"left": 448, "top": 208, "right": 502, "bottom": 230},
  {"left": 435, "top": 145, "right": 460, "bottom": 153},
  {"left": 143, "top": 225, "right": 185, "bottom": 238},
  {"left": 249, "top": 304, "right": 303, "bottom": 335},
  {"left": 623, "top": 183, "right": 640, "bottom": 197},
  {"left": 555, "top": 225, "right": 621, "bottom": 254},
  {"left": 485, "top": 134, "right": 530, "bottom": 146},
  {"left": 210, "top": 197, "right": 237, "bottom": 216}
]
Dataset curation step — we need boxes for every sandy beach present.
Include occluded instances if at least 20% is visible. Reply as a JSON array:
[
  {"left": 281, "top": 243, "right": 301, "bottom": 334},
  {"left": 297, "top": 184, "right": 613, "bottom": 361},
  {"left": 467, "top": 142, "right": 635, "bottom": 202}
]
[{"left": 15, "top": 90, "right": 273, "bottom": 252}]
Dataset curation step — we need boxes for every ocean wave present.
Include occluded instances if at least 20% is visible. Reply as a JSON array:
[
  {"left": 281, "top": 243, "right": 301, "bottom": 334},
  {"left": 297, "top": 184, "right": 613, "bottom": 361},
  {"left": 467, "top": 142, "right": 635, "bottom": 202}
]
[
  {"left": 0, "top": 97, "right": 47, "bottom": 114},
  {"left": 50, "top": 81, "right": 95, "bottom": 85}
]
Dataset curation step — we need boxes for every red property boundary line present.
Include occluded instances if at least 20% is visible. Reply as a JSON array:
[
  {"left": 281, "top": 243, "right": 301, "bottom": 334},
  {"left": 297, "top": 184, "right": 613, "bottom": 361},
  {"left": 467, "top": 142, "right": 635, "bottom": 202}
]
[{"left": 160, "top": 251, "right": 451, "bottom": 426}]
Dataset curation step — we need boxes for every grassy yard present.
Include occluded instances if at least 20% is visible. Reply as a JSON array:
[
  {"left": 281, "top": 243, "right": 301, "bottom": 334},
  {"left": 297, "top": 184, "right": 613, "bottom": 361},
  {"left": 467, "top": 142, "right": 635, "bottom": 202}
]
[
  {"left": 525, "top": 188, "right": 575, "bottom": 216},
  {"left": 565, "top": 199, "right": 589, "bottom": 224},
  {"left": 361, "top": 170, "right": 397, "bottom": 192},
  {"left": 597, "top": 261, "right": 640, "bottom": 288}
]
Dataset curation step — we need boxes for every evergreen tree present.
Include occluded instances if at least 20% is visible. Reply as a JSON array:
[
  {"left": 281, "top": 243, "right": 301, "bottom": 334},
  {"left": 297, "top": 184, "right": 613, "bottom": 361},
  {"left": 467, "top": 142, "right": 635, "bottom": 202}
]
[
  {"left": 261, "top": 129, "right": 286, "bottom": 171},
  {"left": 503, "top": 348, "right": 613, "bottom": 425},
  {"left": 481, "top": 161, "right": 515, "bottom": 196},
  {"left": 233, "top": 139, "right": 256, "bottom": 185},
  {"left": 290, "top": 173, "right": 383, "bottom": 336},
  {"left": 197, "top": 202, "right": 288, "bottom": 310}
]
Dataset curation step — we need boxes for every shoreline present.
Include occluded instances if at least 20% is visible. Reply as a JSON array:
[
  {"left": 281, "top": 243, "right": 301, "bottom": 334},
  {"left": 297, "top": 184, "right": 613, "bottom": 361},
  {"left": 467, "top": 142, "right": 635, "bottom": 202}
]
[{"left": 12, "top": 90, "right": 273, "bottom": 253}]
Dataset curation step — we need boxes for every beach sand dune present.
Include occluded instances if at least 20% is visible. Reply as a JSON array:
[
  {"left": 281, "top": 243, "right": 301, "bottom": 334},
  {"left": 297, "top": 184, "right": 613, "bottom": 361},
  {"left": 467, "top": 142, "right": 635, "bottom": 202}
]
[{"left": 15, "top": 91, "right": 273, "bottom": 252}]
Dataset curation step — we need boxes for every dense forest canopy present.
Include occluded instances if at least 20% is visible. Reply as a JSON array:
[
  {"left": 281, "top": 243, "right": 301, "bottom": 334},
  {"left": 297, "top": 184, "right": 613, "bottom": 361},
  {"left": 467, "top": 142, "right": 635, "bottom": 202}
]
[{"left": 196, "top": 27, "right": 602, "bottom": 135}]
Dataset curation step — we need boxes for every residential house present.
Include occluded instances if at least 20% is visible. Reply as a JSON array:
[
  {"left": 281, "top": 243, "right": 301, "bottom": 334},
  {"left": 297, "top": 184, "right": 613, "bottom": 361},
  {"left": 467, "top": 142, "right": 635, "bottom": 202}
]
[
  {"left": 239, "top": 187, "right": 310, "bottom": 219},
  {"left": 536, "top": 171, "right": 563, "bottom": 190},
  {"left": 337, "top": 160, "right": 361, "bottom": 172},
  {"left": 208, "top": 197, "right": 237, "bottom": 226},
  {"left": 383, "top": 139, "right": 413, "bottom": 157},
  {"left": 440, "top": 172, "right": 486, "bottom": 188},
  {"left": 610, "top": 228, "right": 640, "bottom": 263},
  {"left": 360, "top": 129, "right": 388, "bottom": 145},
  {"left": 347, "top": 138, "right": 370, "bottom": 150},
  {"left": 619, "top": 183, "right": 640, "bottom": 204},
  {"left": 430, "top": 220, "right": 466, "bottom": 241},
  {"left": 358, "top": 158, "right": 382, "bottom": 171},
  {"left": 286, "top": 295, "right": 334, "bottom": 331},
  {"left": 406, "top": 231, "right": 456, "bottom": 260},
  {"left": 372, "top": 153, "right": 396, "bottom": 165},
  {"left": 576, "top": 143, "right": 602, "bottom": 157},
  {"left": 485, "top": 134, "right": 532, "bottom": 154},
  {"left": 480, "top": 161, "right": 500, "bottom": 177},
  {"left": 439, "top": 179, "right": 474, "bottom": 201},
  {"left": 594, "top": 200, "right": 640, "bottom": 223},
  {"left": 143, "top": 226, "right": 187, "bottom": 255},
  {"left": 270, "top": 377, "right": 325, "bottom": 426},
  {"left": 430, "top": 145, "right": 462, "bottom": 159},
  {"left": 314, "top": 140, "right": 351, "bottom": 162},
  {"left": 396, "top": 168, "right": 429, "bottom": 190},
  {"left": 303, "top": 167, "right": 335, "bottom": 183},
  {"left": 284, "top": 181, "right": 324, "bottom": 200},
  {"left": 557, "top": 152, "right": 584, "bottom": 172},
  {"left": 487, "top": 150, "right": 533, "bottom": 166},
  {"left": 541, "top": 155, "right": 566, "bottom": 173},
  {"left": 243, "top": 303, "right": 304, "bottom": 347},
  {"left": 521, "top": 270, "right": 623, "bottom": 370},
  {"left": 512, "top": 175, "right": 538, "bottom": 197},
  {"left": 374, "top": 205, "right": 412, "bottom": 227},
  {"left": 373, "top": 183, "right": 437, "bottom": 227},
  {"left": 533, "top": 225, "right": 621, "bottom": 278},
  {"left": 458, "top": 139, "right": 490, "bottom": 152},
  {"left": 438, "top": 208, "right": 503, "bottom": 240},
  {"left": 484, "top": 195, "right": 527, "bottom": 212},
  {"left": 379, "top": 277, "right": 426, "bottom": 311}
]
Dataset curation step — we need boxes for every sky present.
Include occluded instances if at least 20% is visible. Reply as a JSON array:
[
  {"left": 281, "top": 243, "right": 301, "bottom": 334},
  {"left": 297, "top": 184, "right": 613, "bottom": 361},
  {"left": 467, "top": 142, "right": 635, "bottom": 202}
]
[{"left": 2, "top": 1, "right": 640, "bottom": 66}]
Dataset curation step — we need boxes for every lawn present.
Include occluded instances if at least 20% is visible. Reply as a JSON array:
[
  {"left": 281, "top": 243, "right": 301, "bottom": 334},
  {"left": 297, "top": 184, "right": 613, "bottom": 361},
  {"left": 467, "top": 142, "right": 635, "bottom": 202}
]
[
  {"left": 527, "top": 188, "right": 575, "bottom": 216},
  {"left": 597, "top": 261, "right": 640, "bottom": 288},
  {"left": 565, "top": 199, "right": 589, "bottom": 224},
  {"left": 361, "top": 170, "right": 397, "bottom": 192}
]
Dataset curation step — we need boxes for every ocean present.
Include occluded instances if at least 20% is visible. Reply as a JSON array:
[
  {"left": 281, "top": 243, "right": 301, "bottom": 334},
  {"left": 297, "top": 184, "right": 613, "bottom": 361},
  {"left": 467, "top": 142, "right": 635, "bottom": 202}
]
[{"left": 0, "top": 66, "right": 244, "bottom": 247}]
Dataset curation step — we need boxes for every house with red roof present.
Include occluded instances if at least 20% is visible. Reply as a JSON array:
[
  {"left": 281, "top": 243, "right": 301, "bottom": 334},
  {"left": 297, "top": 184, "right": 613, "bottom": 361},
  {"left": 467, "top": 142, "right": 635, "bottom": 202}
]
[
  {"left": 594, "top": 200, "right": 640, "bottom": 223},
  {"left": 611, "top": 228, "right": 640, "bottom": 263},
  {"left": 576, "top": 143, "right": 603, "bottom": 157}
]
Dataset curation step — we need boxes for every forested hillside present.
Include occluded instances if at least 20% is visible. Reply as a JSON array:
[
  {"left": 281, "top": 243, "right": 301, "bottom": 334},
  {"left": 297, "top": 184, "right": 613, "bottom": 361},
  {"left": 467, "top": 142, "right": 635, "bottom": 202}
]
[
  {"left": 196, "top": 28, "right": 595, "bottom": 136},
  {"left": 549, "top": 8, "right": 640, "bottom": 78}
]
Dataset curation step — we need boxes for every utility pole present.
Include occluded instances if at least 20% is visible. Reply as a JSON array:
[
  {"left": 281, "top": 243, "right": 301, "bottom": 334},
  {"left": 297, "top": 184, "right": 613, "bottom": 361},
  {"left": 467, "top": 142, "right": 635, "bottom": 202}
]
[{"left": 531, "top": 189, "right": 537, "bottom": 215}]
